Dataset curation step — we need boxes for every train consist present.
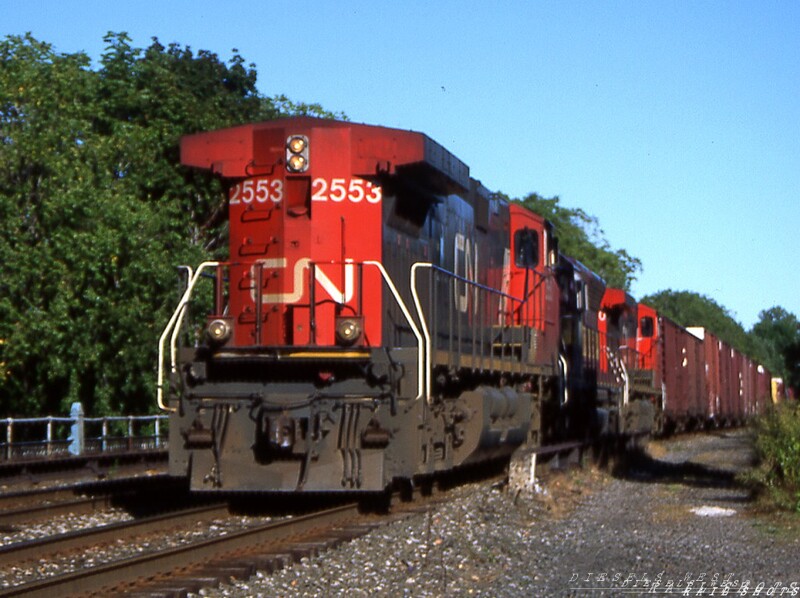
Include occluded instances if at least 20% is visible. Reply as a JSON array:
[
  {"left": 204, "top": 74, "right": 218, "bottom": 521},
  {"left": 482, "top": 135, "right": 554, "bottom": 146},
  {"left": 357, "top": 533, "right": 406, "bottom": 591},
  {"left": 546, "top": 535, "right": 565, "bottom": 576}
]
[{"left": 158, "top": 117, "right": 775, "bottom": 493}]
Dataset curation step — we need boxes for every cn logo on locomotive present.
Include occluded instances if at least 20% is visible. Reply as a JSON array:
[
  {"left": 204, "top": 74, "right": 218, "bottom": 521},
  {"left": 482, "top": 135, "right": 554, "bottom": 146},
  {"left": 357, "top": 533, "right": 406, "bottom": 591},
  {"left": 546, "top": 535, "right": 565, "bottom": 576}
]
[
  {"left": 249, "top": 257, "right": 355, "bottom": 305},
  {"left": 454, "top": 232, "right": 478, "bottom": 314}
]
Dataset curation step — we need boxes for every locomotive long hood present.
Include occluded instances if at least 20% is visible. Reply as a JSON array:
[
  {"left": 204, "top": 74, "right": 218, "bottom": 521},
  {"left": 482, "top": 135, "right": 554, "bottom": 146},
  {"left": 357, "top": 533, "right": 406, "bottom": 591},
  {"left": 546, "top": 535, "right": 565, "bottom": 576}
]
[{"left": 180, "top": 116, "right": 471, "bottom": 190}]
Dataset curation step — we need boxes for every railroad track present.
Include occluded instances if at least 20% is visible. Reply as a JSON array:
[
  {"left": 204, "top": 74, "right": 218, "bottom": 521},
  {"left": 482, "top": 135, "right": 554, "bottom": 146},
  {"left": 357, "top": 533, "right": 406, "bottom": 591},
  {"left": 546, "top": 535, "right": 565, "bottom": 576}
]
[
  {"left": 0, "top": 440, "right": 590, "bottom": 597},
  {"left": 0, "top": 494, "right": 122, "bottom": 532},
  {"left": 0, "top": 502, "right": 230, "bottom": 569},
  {"left": 0, "top": 483, "right": 146, "bottom": 528},
  {"left": 0, "top": 450, "right": 167, "bottom": 491},
  {"left": 0, "top": 474, "right": 182, "bottom": 530},
  {"left": 0, "top": 486, "right": 88, "bottom": 513},
  {"left": 0, "top": 502, "right": 365, "bottom": 597},
  {"left": 0, "top": 480, "right": 470, "bottom": 597}
]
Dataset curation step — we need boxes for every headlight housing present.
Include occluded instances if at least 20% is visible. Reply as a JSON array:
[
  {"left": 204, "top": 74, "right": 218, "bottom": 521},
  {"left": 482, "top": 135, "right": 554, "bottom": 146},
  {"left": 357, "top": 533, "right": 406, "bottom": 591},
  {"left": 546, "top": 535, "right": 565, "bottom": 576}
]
[
  {"left": 206, "top": 318, "right": 232, "bottom": 345},
  {"left": 335, "top": 316, "right": 363, "bottom": 347},
  {"left": 286, "top": 135, "right": 309, "bottom": 172}
]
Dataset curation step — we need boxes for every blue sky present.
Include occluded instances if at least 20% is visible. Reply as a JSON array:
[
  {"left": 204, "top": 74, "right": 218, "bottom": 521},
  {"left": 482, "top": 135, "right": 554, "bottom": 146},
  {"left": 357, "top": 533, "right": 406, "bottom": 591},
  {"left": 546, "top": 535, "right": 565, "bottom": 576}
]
[{"left": 4, "top": 1, "right": 798, "bottom": 329}]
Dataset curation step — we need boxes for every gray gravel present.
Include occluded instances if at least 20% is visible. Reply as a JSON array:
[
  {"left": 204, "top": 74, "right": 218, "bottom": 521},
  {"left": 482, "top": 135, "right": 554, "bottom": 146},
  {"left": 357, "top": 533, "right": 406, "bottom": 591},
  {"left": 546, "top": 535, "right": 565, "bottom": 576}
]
[
  {"left": 198, "top": 430, "right": 800, "bottom": 597},
  {"left": 0, "top": 508, "right": 133, "bottom": 547},
  {"left": 0, "top": 511, "right": 274, "bottom": 589}
]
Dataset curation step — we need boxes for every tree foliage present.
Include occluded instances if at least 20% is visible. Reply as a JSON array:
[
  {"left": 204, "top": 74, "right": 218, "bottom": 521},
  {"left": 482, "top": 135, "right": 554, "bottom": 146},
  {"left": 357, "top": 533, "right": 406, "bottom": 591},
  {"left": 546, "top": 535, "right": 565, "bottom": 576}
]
[
  {"left": 0, "top": 33, "right": 336, "bottom": 416},
  {"left": 514, "top": 192, "right": 642, "bottom": 290},
  {"left": 639, "top": 290, "right": 757, "bottom": 355},
  {"left": 751, "top": 307, "right": 800, "bottom": 395},
  {"left": 749, "top": 402, "right": 800, "bottom": 511}
]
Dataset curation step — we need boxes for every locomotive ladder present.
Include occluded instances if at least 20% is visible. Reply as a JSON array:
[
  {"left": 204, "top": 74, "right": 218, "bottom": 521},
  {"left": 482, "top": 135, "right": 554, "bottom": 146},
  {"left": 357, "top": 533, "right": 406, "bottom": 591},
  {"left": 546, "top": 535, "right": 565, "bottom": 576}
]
[{"left": 604, "top": 346, "right": 630, "bottom": 406}]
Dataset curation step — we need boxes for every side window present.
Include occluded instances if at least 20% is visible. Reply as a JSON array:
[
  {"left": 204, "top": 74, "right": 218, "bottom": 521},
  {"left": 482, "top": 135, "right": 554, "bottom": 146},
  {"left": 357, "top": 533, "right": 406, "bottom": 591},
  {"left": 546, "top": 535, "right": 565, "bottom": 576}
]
[
  {"left": 640, "top": 316, "right": 654, "bottom": 338},
  {"left": 576, "top": 280, "right": 585, "bottom": 311},
  {"left": 514, "top": 228, "right": 539, "bottom": 268}
]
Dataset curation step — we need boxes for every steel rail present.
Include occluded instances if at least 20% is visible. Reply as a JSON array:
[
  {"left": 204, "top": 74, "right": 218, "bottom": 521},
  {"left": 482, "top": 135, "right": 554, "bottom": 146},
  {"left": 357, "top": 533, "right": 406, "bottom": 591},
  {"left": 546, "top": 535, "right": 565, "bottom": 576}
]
[
  {"left": 0, "top": 486, "right": 94, "bottom": 514},
  {"left": 2, "top": 442, "right": 587, "bottom": 597},
  {"left": 0, "top": 502, "right": 231, "bottom": 568},
  {"left": 0, "top": 494, "right": 121, "bottom": 529},
  {"left": 0, "top": 473, "right": 172, "bottom": 521},
  {"left": 0, "top": 502, "right": 361, "bottom": 598},
  {"left": 0, "top": 449, "right": 167, "bottom": 492}
]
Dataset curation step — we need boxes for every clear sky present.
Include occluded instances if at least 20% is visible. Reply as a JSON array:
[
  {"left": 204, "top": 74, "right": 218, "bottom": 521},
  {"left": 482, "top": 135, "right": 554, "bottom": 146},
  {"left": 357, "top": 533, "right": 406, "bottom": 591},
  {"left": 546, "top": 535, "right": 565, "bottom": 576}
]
[{"left": 4, "top": 1, "right": 799, "bottom": 329}]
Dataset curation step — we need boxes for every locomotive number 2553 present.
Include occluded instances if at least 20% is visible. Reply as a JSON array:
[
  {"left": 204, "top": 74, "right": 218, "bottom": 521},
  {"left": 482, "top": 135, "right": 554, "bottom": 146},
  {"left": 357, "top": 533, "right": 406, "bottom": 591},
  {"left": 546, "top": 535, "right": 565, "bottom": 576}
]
[
  {"left": 230, "top": 177, "right": 382, "bottom": 205},
  {"left": 312, "top": 178, "right": 382, "bottom": 204},
  {"left": 229, "top": 178, "right": 283, "bottom": 204}
]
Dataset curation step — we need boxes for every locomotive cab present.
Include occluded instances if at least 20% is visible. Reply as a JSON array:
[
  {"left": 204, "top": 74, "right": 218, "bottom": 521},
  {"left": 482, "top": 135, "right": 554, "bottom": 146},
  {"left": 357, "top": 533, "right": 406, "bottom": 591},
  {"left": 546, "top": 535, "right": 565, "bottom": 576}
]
[
  {"left": 506, "top": 204, "right": 560, "bottom": 368},
  {"left": 598, "top": 288, "right": 654, "bottom": 435}
]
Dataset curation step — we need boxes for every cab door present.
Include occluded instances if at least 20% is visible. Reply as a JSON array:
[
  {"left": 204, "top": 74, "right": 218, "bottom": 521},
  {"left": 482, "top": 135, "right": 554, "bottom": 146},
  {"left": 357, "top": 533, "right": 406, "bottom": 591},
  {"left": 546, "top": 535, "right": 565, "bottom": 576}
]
[{"left": 508, "top": 204, "right": 559, "bottom": 369}]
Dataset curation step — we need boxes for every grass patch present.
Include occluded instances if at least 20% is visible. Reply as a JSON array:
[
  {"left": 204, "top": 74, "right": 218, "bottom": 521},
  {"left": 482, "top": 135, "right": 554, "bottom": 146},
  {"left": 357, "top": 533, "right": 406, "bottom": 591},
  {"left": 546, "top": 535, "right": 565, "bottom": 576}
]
[{"left": 744, "top": 403, "right": 800, "bottom": 512}]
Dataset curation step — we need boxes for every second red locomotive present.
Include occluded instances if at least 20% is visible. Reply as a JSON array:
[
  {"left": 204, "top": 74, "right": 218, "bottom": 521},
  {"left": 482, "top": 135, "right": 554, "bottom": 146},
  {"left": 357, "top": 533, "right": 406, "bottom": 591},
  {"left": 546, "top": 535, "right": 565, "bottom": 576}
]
[{"left": 158, "top": 117, "right": 772, "bottom": 494}]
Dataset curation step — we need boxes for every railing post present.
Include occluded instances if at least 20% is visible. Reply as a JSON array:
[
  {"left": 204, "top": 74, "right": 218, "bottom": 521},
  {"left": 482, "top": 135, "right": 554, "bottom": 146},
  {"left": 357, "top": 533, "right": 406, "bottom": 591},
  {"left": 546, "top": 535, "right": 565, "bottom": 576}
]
[
  {"left": 68, "top": 402, "right": 84, "bottom": 456},
  {"left": 155, "top": 416, "right": 161, "bottom": 449},
  {"left": 309, "top": 263, "right": 316, "bottom": 345},
  {"left": 128, "top": 415, "right": 134, "bottom": 451},
  {"left": 46, "top": 416, "right": 53, "bottom": 456},
  {"left": 102, "top": 419, "right": 108, "bottom": 452},
  {"left": 215, "top": 263, "right": 224, "bottom": 315},
  {"left": 6, "top": 418, "right": 12, "bottom": 460},
  {"left": 255, "top": 262, "right": 263, "bottom": 345}
]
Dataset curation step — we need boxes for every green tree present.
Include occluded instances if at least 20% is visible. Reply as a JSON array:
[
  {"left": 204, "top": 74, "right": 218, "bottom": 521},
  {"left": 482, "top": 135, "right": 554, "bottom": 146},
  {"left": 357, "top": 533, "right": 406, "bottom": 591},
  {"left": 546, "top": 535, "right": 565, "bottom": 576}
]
[
  {"left": 751, "top": 307, "right": 800, "bottom": 395},
  {"left": 513, "top": 193, "right": 642, "bottom": 290},
  {"left": 1, "top": 34, "right": 106, "bottom": 415},
  {"left": 0, "top": 33, "right": 337, "bottom": 416}
]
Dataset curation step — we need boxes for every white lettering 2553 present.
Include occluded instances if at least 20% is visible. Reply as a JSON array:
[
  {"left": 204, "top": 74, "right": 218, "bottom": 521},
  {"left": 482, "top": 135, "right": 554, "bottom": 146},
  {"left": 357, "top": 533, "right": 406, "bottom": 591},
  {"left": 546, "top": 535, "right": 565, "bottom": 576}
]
[
  {"left": 230, "top": 178, "right": 284, "bottom": 205},
  {"left": 312, "top": 178, "right": 382, "bottom": 204}
]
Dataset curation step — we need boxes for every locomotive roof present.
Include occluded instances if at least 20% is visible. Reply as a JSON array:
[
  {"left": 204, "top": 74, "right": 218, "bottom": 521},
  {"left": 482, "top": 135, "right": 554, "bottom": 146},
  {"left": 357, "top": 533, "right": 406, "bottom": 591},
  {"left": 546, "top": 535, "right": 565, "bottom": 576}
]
[{"left": 181, "top": 116, "right": 472, "bottom": 191}]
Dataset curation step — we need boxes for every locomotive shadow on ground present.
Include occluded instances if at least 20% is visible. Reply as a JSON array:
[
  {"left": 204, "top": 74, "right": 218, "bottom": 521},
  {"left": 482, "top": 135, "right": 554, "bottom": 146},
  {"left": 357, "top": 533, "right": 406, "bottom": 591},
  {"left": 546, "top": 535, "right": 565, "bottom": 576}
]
[{"left": 613, "top": 436, "right": 758, "bottom": 499}]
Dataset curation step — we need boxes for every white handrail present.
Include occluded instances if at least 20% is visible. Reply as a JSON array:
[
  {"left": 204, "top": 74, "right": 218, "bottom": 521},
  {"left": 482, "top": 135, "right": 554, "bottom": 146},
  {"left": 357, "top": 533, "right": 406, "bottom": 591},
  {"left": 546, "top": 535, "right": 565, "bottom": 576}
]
[
  {"left": 559, "top": 353, "right": 569, "bottom": 405},
  {"left": 156, "top": 262, "right": 220, "bottom": 412},
  {"left": 2, "top": 412, "right": 168, "bottom": 459},
  {"left": 157, "top": 260, "right": 425, "bottom": 409},
  {"left": 410, "top": 262, "right": 527, "bottom": 405},
  {"left": 410, "top": 263, "right": 434, "bottom": 404},
  {"left": 363, "top": 261, "right": 425, "bottom": 401},
  {"left": 619, "top": 348, "right": 630, "bottom": 406}
]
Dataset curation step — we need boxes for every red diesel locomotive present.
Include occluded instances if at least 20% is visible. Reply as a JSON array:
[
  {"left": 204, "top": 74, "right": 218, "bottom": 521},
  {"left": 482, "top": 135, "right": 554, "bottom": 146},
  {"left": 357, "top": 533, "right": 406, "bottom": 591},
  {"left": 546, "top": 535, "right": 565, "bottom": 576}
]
[{"left": 157, "top": 117, "right": 771, "bottom": 493}]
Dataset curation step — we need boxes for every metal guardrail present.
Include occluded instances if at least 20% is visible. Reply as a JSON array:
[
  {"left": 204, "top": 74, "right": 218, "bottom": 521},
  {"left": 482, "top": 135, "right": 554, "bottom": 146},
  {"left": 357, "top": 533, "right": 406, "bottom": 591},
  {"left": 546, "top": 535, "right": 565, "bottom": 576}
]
[{"left": 1, "top": 402, "right": 168, "bottom": 461}]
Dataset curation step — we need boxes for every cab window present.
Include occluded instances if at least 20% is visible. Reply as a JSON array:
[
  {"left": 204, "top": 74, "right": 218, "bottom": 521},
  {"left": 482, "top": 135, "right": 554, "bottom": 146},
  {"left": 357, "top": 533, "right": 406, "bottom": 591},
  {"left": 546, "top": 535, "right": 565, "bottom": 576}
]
[
  {"left": 514, "top": 229, "right": 539, "bottom": 268},
  {"left": 640, "top": 316, "right": 654, "bottom": 338}
]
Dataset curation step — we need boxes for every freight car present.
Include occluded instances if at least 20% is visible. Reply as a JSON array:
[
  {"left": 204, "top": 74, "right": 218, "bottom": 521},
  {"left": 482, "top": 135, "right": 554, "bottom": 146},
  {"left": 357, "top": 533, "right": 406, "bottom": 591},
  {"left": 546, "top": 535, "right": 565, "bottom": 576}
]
[{"left": 157, "top": 116, "right": 772, "bottom": 494}]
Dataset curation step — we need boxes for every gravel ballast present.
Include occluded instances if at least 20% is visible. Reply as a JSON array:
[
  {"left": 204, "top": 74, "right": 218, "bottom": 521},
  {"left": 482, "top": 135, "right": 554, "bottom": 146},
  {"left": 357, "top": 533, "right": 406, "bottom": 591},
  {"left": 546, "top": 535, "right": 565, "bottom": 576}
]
[
  {"left": 196, "top": 430, "right": 800, "bottom": 597},
  {"left": 0, "top": 511, "right": 274, "bottom": 589}
]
